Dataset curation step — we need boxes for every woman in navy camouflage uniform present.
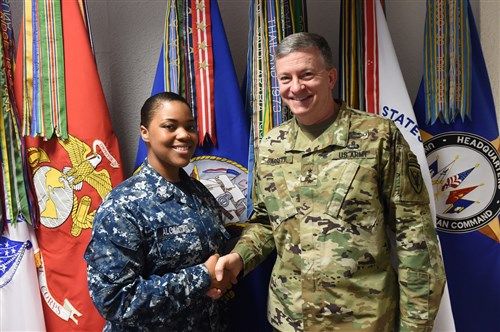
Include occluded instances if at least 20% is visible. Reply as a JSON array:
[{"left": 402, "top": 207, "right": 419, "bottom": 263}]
[{"left": 85, "top": 92, "right": 233, "bottom": 331}]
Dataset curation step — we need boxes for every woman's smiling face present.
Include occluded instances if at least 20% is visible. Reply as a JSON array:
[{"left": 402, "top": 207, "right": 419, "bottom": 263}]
[{"left": 141, "top": 100, "right": 198, "bottom": 181}]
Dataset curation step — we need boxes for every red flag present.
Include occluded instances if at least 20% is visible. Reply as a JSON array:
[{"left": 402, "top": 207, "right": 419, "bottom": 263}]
[{"left": 14, "top": 1, "right": 124, "bottom": 330}]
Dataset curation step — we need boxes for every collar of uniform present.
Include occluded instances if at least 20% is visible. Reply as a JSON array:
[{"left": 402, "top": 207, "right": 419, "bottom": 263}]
[
  {"left": 140, "top": 161, "right": 192, "bottom": 203},
  {"left": 285, "top": 100, "right": 351, "bottom": 152}
]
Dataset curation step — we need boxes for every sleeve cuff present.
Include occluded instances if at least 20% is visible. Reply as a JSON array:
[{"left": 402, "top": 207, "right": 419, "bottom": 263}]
[{"left": 183, "top": 263, "right": 212, "bottom": 295}]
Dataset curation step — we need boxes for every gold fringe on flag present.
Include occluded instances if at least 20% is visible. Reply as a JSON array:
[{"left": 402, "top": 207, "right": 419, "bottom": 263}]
[
  {"left": 424, "top": 0, "right": 471, "bottom": 124},
  {"left": 1, "top": 0, "right": 33, "bottom": 227},
  {"left": 21, "top": 0, "right": 68, "bottom": 139},
  {"left": 245, "top": 0, "right": 307, "bottom": 152}
]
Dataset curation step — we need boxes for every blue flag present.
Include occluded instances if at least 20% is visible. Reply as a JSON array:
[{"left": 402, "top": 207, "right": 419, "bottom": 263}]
[
  {"left": 135, "top": 1, "right": 250, "bottom": 223},
  {"left": 414, "top": 2, "right": 500, "bottom": 331}
]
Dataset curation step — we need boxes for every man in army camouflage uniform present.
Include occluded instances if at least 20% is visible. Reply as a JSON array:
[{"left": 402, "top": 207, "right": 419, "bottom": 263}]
[{"left": 215, "top": 32, "right": 446, "bottom": 331}]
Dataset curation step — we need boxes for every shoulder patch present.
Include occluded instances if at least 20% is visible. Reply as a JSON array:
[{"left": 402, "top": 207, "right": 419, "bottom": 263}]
[{"left": 408, "top": 155, "right": 423, "bottom": 194}]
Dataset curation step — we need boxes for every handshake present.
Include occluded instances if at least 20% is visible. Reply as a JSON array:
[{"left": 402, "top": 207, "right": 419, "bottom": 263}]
[{"left": 204, "top": 252, "right": 243, "bottom": 300}]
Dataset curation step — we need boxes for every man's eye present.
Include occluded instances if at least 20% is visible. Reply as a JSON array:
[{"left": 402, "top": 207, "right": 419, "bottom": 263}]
[
  {"left": 302, "top": 72, "right": 314, "bottom": 80},
  {"left": 163, "top": 125, "right": 175, "bottom": 130},
  {"left": 279, "top": 77, "right": 291, "bottom": 83}
]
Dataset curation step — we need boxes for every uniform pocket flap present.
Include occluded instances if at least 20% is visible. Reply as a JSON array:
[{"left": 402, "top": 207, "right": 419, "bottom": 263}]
[{"left": 326, "top": 161, "right": 360, "bottom": 218}]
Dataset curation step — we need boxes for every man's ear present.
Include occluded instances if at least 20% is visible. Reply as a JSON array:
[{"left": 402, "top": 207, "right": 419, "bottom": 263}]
[
  {"left": 328, "top": 67, "right": 338, "bottom": 90},
  {"left": 140, "top": 125, "right": 150, "bottom": 143}
]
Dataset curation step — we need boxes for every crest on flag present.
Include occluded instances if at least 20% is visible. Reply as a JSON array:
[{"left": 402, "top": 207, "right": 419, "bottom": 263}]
[
  {"left": 185, "top": 157, "right": 248, "bottom": 223},
  {"left": 28, "top": 135, "right": 118, "bottom": 232},
  {"left": 425, "top": 132, "right": 500, "bottom": 233}
]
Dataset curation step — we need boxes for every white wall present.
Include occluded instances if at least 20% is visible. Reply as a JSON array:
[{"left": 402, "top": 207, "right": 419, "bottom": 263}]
[
  {"left": 480, "top": 1, "right": 500, "bottom": 116},
  {"left": 10, "top": 0, "right": 498, "bottom": 178}
]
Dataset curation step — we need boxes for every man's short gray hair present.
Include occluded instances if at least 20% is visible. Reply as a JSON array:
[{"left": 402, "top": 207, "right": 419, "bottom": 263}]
[{"left": 275, "top": 32, "right": 334, "bottom": 69}]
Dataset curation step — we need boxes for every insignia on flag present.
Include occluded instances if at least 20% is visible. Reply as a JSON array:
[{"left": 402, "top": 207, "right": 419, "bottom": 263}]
[
  {"left": 28, "top": 135, "right": 116, "bottom": 231},
  {"left": 425, "top": 132, "right": 500, "bottom": 233},
  {"left": 185, "top": 157, "right": 248, "bottom": 224},
  {"left": 0, "top": 237, "right": 32, "bottom": 287}
]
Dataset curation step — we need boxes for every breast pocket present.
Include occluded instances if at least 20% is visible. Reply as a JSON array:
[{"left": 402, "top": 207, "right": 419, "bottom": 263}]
[
  {"left": 153, "top": 227, "right": 203, "bottom": 270},
  {"left": 258, "top": 165, "right": 297, "bottom": 231},
  {"left": 325, "top": 160, "right": 380, "bottom": 232}
]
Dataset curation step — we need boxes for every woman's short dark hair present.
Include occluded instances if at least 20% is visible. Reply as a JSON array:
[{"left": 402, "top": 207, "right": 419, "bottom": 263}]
[
  {"left": 275, "top": 32, "right": 334, "bottom": 69},
  {"left": 140, "top": 92, "right": 191, "bottom": 127}
]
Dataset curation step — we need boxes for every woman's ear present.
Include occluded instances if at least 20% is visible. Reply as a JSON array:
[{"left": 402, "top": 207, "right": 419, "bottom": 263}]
[{"left": 140, "top": 125, "right": 150, "bottom": 143}]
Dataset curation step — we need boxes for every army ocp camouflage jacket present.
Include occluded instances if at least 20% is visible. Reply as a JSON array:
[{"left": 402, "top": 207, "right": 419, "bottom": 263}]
[
  {"left": 232, "top": 102, "right": 446, "bottom": 332},
  {"left": 84, "top": 161, "right": 230, "bottom": 331}
]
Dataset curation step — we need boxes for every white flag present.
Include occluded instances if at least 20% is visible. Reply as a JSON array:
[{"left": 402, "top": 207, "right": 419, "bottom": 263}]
[
  {"left": 1, "top": 220, "right": 46, "bottom": 331},
  {"left": 374, "top": 1, "right": 455, "bottom": 330}
]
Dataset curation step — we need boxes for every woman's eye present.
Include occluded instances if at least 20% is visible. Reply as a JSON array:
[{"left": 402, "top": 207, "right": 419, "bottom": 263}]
[{"left": 163, "top": 125, "right": 175, "bottom": 130}]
